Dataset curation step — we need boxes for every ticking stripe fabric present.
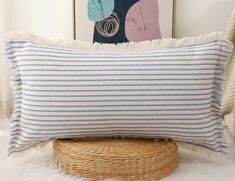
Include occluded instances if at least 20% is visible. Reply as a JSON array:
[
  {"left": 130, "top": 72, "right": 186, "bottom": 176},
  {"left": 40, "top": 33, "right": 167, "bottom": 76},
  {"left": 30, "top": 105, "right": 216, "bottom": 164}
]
[{"left": 4, "top": 32, "right": 233, "bottom": 155}]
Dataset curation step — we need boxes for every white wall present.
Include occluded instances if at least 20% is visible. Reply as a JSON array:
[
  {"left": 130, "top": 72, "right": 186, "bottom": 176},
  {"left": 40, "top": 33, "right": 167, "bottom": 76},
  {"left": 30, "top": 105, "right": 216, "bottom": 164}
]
[
  {"left": 4, "top": 0, "right": 74, "bottom": 39},
  {"left": 175, "top": 0, "right": 235, "bottom": 38}
]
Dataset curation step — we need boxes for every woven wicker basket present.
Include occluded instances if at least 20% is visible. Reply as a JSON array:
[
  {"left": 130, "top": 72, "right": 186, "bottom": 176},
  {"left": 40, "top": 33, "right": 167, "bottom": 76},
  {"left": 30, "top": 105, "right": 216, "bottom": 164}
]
[{"left": 53, "top": 139, "right": 178, "bottom": 181}]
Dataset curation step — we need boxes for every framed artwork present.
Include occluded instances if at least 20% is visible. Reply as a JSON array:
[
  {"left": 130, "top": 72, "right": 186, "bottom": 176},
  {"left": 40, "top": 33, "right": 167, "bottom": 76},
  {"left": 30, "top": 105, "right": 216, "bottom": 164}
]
[{"left": 75, "top": 0, "right": 175, "bottom": 43}]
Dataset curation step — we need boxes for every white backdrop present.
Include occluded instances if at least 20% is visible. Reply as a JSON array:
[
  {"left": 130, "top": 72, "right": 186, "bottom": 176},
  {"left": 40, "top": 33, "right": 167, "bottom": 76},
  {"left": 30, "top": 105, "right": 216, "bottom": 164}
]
[{"left": 175, "top": 0, "right": 235, "bottom": 38}]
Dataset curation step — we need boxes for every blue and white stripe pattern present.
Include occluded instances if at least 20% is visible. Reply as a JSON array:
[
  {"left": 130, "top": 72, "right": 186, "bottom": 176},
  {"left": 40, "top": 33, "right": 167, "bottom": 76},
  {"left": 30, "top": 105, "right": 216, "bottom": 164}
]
[{"left": 5, "top": 33, "right": 233, "bottom": 155}]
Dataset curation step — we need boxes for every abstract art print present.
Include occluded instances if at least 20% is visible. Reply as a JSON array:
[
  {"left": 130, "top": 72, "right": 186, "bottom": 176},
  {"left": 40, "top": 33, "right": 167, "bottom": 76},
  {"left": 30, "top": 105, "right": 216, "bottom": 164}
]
[{"left": 75, "top": 0, "right": 174, "bottom": 43}]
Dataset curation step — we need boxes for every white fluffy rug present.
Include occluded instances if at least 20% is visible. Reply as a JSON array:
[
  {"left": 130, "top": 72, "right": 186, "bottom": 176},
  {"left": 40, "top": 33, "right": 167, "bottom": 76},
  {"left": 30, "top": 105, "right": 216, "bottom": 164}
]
[{"left": 0, "top": 131, "right": 235, "bottom": 181}]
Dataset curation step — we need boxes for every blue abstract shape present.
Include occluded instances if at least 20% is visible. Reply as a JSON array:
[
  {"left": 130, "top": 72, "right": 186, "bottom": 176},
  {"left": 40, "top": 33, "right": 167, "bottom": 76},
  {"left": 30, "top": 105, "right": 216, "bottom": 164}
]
[{"left": 88, "top": 0, "right": 115, "bottom": 22}]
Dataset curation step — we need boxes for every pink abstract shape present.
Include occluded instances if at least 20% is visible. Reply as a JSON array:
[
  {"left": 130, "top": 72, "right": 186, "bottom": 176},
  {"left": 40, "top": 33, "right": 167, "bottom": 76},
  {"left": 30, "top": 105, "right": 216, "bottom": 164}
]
[{"left": 125, "top": 0, "right": 162, "bottom": 42}]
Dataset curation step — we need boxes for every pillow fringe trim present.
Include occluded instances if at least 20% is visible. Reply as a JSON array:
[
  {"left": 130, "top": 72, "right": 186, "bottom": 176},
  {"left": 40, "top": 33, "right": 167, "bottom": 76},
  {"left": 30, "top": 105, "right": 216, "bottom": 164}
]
[{"left": 5, "top": 32, "right": 232, "bottom": 51}]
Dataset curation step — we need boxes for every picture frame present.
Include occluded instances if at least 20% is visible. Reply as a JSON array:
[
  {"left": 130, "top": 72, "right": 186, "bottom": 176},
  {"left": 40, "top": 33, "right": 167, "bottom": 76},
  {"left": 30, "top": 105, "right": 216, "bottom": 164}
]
[{"left": 74, "top": 0, "right": 176, "bottom": 43}]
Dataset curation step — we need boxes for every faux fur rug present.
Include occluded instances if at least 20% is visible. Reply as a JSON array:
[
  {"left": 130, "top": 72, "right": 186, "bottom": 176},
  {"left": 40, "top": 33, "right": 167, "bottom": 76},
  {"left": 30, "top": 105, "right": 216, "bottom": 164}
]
[{"left": 0, "top": 131, "right": 235, "bottom": 181}]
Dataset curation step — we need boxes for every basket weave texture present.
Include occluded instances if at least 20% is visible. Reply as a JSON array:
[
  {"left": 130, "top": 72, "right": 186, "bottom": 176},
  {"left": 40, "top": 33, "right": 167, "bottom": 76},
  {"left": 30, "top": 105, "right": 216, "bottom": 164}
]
[{"left": 53, "top": 139, "right": 178, "bottom": 181}]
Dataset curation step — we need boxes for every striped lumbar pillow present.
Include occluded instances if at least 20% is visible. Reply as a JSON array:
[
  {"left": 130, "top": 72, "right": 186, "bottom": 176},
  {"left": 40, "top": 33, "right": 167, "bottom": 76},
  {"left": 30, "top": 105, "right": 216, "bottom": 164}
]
[{"left": 5, "top": 32, "right": 233, "bottom": 156}]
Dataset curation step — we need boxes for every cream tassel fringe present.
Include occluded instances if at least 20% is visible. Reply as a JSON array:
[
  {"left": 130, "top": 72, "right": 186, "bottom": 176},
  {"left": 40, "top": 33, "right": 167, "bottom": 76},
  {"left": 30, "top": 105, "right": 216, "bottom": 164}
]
[{"left": 5, "top": 32, "right": 232, "bottom": 51}]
